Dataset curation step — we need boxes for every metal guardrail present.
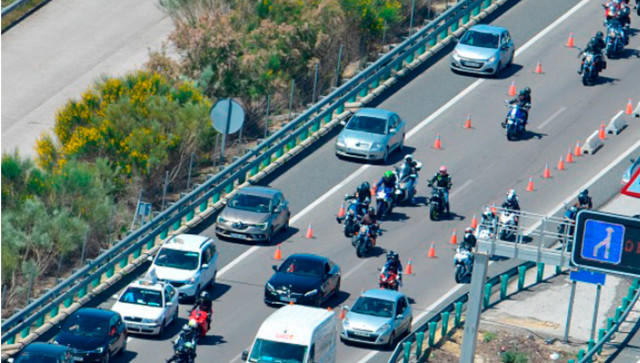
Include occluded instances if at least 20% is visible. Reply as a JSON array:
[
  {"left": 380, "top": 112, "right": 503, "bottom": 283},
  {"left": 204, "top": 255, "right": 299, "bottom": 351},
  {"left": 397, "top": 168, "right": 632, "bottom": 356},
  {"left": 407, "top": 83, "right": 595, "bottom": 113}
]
[
  {"left": 1, "top": 0, "right": 32, "bottom": 17},
  {"left": 1, "top": 0, "right": 504, "bottom": 348}
]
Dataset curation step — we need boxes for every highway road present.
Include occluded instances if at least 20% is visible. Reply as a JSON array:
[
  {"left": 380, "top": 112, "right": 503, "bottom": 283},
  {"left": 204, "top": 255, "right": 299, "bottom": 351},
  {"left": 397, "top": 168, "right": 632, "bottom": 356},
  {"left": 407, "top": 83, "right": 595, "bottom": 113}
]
[
  {"left": 1, "top": 0, "right": 172, "bottom": 157},
  {"left": 79, "top": 0, "right": 640, "bottom": 362}
]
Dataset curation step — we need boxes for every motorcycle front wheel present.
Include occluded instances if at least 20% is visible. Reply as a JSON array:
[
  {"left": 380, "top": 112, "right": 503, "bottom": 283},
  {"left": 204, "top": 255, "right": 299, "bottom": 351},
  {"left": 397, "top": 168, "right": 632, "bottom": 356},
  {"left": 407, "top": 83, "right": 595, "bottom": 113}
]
[
  {"left": 356, "top": 240, "right": 366, "bottom": 258},
  {"left": 429, "top": 203, "right": 438, "bottom": 221},
  {"left": 376, "top": 200, "right": 386, "bottom": 219}
]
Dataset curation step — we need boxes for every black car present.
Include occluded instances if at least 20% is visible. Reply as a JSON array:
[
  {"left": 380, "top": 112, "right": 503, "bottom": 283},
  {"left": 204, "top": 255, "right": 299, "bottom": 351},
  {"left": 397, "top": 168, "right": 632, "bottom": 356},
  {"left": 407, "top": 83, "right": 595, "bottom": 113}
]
[
  {"left": 54, "top": 308, "right": 127, "bottom": 363},
  {"left": 12, "top": 342, "right": 73, "bottom": 363},
  {"left": 264, "top": 254, "right": 341, "bottom": 307}
]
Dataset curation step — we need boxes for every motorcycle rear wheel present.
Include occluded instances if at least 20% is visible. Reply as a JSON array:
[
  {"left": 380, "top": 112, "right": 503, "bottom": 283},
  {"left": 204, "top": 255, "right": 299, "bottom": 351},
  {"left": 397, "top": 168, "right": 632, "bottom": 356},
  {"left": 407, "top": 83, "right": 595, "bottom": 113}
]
[{"left": 455, "top": 266, "right": 465, "bottom": 283}]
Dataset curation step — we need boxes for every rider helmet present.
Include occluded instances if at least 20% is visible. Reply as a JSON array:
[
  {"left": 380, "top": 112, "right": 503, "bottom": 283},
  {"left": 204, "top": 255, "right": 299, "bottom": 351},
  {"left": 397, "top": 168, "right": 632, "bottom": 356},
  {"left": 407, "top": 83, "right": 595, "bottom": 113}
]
[
  {"left": 188, "top": 319, "right": 198, "bottom": 329},
  {"left": 200, "top": 291, "right": 210, "bottom": 301},
  {"left": 506, "top": 189, "right": 517, "bottom": 204},
  {"left": 404, "top": 154, "right": 413, "bottom": 163},
  {"left": 439, "top": 166, "right": 448, "bottom": 175},
  {"left": 368, "top": 206, "right": 376, "bottom": 215},
  {"left": 183, "top": 341, "right": 195, "bottom": 351},
  {"left": 465, "top": 227, "right": 474, "bottom": 235},
  {"left": 596, "top": 31, "right": 604, "bottom": 39},
  {"left": 620, "top": 5, "right": 630, "bottom": 16},
  {"left": 358, "top": 182, "right": 370, "bottom": 195},
  {"left": 578, "top": 189, "right": 589, "bottom": 205},
  {"left": 520, "top": 87, "right": 531, "bottom": 96},
  {"left": 383, "top": 170, "right": 394, "bottom": 182},
  {"left": 386, "top": 250, "right": 398, "bottom": 261}
]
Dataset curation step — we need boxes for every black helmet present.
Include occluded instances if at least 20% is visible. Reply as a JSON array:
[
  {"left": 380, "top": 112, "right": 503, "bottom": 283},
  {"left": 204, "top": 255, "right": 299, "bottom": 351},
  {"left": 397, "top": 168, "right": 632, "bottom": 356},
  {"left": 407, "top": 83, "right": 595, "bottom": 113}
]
[
  {"left": 578, "top": 189, "right": 589, "bottom": 204},
  {"left": 368, "top": 206, "right": 376, "bottom": 215},
  {"left": 358, "top": 182, "right": 370, "bottom": 195},
  {"left": 596, "top": 31, "right": 604, "bottom": 39},
  {"left": 200, "top": 291, "right": 210, "bottom": 300},
  {"left": 386, "top": 250, "right": 398, "bottom": 260},
  {"left": 520, "top": 87, "right": 531, "bottom": 96}
]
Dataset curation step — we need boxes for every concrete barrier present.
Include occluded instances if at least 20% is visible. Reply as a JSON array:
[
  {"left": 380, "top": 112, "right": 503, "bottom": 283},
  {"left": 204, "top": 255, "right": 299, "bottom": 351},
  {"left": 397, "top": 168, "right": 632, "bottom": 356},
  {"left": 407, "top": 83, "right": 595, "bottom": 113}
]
[
  {"left": 583, "top": 129, "right": 603, "bottom": 155},
  {"left": 606, "top": 110, "right": 628, "bottom": 135}
]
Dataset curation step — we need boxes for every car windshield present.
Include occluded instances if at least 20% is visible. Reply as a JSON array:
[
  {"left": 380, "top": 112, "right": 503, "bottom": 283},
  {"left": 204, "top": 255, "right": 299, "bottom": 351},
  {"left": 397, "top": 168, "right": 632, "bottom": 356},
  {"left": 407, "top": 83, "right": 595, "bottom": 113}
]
[
  {"left": 460, "top": 30, "right": 499, "bottom": 49},
  {"left": 229, "top": 193, "right": 272, "bottom": 213},
  {"left": 15, "top": 353, "right": 64, "bottom": 363},
  {"left": 61, "top": 313, "right": 109, "bottom": 338},
  {"left": 351, "top": 296, "right": 395, "bottom": 318},
  {"left": 248, "top": 338, "right": 308, "bottom": 363},
  {"left": 278, "top": 258, "right": 323, "bottom": 277},
  {"left": 346, "top": 115, "right": 387, "bottom": 135},
  {"left": 154, "top": 248, "right": 199, "bottom": 270},
  {"left": 119, "top": 287, "right": 163, "bottom": 307}
]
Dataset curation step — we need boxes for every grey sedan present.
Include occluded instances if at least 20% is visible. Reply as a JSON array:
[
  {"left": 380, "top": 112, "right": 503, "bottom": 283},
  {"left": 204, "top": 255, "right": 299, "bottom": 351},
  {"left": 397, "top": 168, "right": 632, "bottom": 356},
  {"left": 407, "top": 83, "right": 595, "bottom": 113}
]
[
  {"left": 215, "top": 186, "right": 290, "bottom": 243},
  {"left": 340, "top": 289, "right": 412, "bottom": 347},
  {"left": 450, "top": 25, "right": 514, "bottom": 76},
  {"left": 335, "top": 108, "right": 406, "bottom": 163}
]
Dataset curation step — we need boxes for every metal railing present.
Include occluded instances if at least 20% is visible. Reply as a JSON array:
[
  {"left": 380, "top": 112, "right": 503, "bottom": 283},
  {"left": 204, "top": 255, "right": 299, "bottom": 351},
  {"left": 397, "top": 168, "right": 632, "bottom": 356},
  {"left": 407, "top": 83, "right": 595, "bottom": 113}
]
[{"left": 1, "top": 0, "right": 505, "bottom": 347}]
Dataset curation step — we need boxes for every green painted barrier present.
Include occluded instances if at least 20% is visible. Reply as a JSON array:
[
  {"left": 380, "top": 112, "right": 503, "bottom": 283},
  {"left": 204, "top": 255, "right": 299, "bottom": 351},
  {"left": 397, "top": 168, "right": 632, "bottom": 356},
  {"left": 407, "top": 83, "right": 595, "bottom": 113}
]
[
  {"left": 568, "top": 360, "right": 575, "bottom": 363},
  {"left": 160, "top": 228, "right": 168, "bottom": 240},
  {"left": 324, "top": 114, "right": 332, "bottom": 123},
  {"left": 556, "top": 265, "right": 562, "bottom": 275},
  {"left": 500, "top": 274, "right": 508, "bottom": 300},
  {"left": 300, "top": 129, "right": 308, "bottom": 141},
  {"left": 441, "top": 311, "right": 450, "bottom": 336},
  {"left": 106, "top": 265, "right": 115, "bottom": 278},
  {"left": 359, "top": 86, "right": 367, "bottom": 98},
  {"left": 51, "top": 305, "right": 59, "bottom": 318},
  {"left": 36, "top": 315, "right": 44, "bottom": 327},
  {"left": 403, "top": 341, "right": 411, "bottom": 363},
  {"left": 536, "top": 263, "right": 544, "bottom": 283},
  {"left": 484, "top": 0, "right": 491, "bottom": 8},
  {"left": 21, "top": 326, "right": 29, "bottom": 338},
  {"left": 288, "top": 138, "right": 297, "bottom": 150},
  {"left": 577, "top": 349, "right": 585, "bottom": 360},
  {"left": 238, "top": 174, "right": 246, "bottom": 185},
  {"left": 146, "top": 238, "right": 154, "bottom": 250},
  {"left": 348, "top": 94, "right": 357, "bottom": 103},
  {"left": 440, "top": 29, "right": 448, "bottom": 41},
  {"left": 199, "top": 201, "right": 207, "bottom": 212},
  {"left": 311, "top": 120, "right": 320, "bottom": 132},
  {"left": 483, "top": 283, "right": 492, "bottom": 309},
  {"left": 92, "top": 276, "right": 100, "bottom": 288},
  {"left": 371, "top": 78, "right": 379, "bottom": 89},
  {"left": 78, "top": 285, "right": 87, "bottom": 299},
  {"left": 337, "top": 104, "right": 345, "bottom": 114},
  {"left": 212, "top": 193, "right": 221, "bottom": 204},
  {"left": 186, "top": 210, "right": 195, "bottom": 222},
  {"left": 120, "top": 257, "right": 128, "bottom": 268},
  {"left": 615, "top": 307, "right": 623, "bottom": 323},
  {"left": 406, "top": 53, "right": 414, "bottom": 64},
  {"left": 418, "top": 44, "right": 426, "bottom": 54},
  {"left": 430, "top": 37, "right": 437, "bottom": 47},
  {"left": 463, "top": 13, "right": 470, "bottom": 24},
  {"left": 597, "top": 328, "right": 605, "bottom": 354},
  {"left": 454, "top": 302, "right": 463, "bottom": 327},
  {"left": 262, "top": 156, "right": 270, "bottom": 167},
  {"left": 225, "top": 182, "right": 234, "bottom": 194},
  {"left": 473, "top": 5, "right": 480, "bottom": 16},
  {"left": 587, "top": 339, "right": 595, "bottom": 353},
  {"left": 451, "top": 20, "right": 459, "bottom": 32},
  {"left": 250, "top": 164, "right": 259, "bottom": 176},
  {"left": 416, "top": 331, "right": 425, "bottom": 359},
  {"left": 64, "top": 296, "right": 73, "bottom": 308},
  {"left": 133, "top": 247, "right": 142, "bottom": 259},
  {"left": 607, "top": 317, "right": 614, "bottom": 331},
  {"left": 518, "top": 265, "right": 526, "bottom": 291},
  {"left": 7, "top": 335, "right": 15, "bottom": 345},
  {"left": 276, "top": 147, "right": 284, "bottom": 158},
  {"left": 623, "top": 297, "right": 630, "bottom": 310},
  {"left": 172, "top": 219, "right": 181, "bottom": 231},
  {"left": 428, "top": 321, "right": 436, "bottom": 347},
  {"left": 633, "top": 279, "right": 639, "bottom": 291},
  {"left": 394, "top": 61, "right": 402, "bottom": 71}
]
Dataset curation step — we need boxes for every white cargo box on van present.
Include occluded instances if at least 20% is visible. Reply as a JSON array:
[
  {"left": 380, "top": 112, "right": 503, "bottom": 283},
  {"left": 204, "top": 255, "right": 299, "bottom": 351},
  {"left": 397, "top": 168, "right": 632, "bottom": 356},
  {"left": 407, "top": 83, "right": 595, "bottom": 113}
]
[{"left": 243, "top": 305, "right": 336, "bottom": 363}]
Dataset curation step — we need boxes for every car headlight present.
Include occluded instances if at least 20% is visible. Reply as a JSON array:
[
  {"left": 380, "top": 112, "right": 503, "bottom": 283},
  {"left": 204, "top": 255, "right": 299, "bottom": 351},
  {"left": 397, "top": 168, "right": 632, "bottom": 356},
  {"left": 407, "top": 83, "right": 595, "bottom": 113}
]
[
  {"left": 371, "top": 142, "right": 384, "bottom": 151},
  {"left": 92, "top": 346, "right": 104, "bottom": 354},
  {"left": 342, "top": 318, "right": 350, "bottom": 328},
  {"left": 142, "top": 317, "right": 163, "bottom": 324},
  {"left": 255, "top": 222, "right": 269, "bottom": 230},
  {"left": 304, "top": 289, "right": 318, "bottom": 297},
  {"left": 187, "top": 274, "right": 199, "bottom": 284},
  {"left": 336, "top": 136, "right": 346, "bottom": 147},
  {"left": 487, "top": 55, "right": 496, "bottom": 63},
  {"left": 217, "top": 215, "right": 228, "bottom": 224},
  {"left": 376, "top": 323, "right": 391, "bottom": 334},
  {"left": 452, "top": 49, "right": 459, "bottom": 58},
  {"left": 266, "top": 282, "right": 276, "bottom": 292}
]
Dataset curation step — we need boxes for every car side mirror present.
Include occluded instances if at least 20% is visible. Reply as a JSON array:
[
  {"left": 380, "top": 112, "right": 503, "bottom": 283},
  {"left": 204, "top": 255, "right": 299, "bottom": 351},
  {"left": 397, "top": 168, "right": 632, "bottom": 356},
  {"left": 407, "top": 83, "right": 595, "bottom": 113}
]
[
  {"left": 389, "top": 128, "right": 397, "bottom": 134},
  {"left": 631, "top": 158, "right": 636, "bottom": 163},
  {"left": 166, "top": 302, "right": 174, "bottom": 307},
  {"left": 340, "top": 120, "right": 347, "bottom": 126},
  {"left": 344, "top": 305, "right": 350, "bottom": 312},
  {"left": 147, "top": 256, "right": 153, "bottom": 262},
  {"left": 396, "top": 314, "right": 404, "bottom": 320},
  {"left": 241, "top": 351, "right": 249, "bottom": 361},
  {"left": 272, "top": 265, "right": 278, "bottom": 272},
  {"left": 202, "top": 263, "right": 209, "bottom": 270}
]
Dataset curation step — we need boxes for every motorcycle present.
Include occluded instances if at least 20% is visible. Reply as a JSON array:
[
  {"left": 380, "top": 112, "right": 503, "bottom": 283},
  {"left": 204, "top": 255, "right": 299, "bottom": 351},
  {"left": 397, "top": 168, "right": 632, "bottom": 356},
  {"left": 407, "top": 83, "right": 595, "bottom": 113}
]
[
  {"left": 580, "top": 51, "right": 600, "bottom": 86},
  {"left": 351, "top": 225, "right": 379, "bottom": 258},
  {"left": 503, "top": 102, "right": 530, "bottom": 141},
  {"left": 426, "top": 183, "right": 447, "bottom": 221},
  {"left": 478, "top": 208, "right": 497, "bottom": 239},
  {"left": 188, "top": 307, "right": 209, "bottom": 338},
  {"left": 167, "top": 329, "right": 197, "bottom": 363},
  {"left": 378, "top": 268, "right": 400, "bottom": 291},
  {"left": 497, "top": 210, "right": 518, "bottom": 241},
  {"left": 394, "top": 162, "right": 421, "bottom": 205},
  {"left": 340, "top": 196, "right": 369, "bottom": 237},
  {"left": 454, "top": 246, "right": 474, "bottom": 283},
  {"left": 375, "top": 187, "right": 396, "bottom": 219},
  {"left": 605, "top": 21, "right": 625, "bottom": 57}
]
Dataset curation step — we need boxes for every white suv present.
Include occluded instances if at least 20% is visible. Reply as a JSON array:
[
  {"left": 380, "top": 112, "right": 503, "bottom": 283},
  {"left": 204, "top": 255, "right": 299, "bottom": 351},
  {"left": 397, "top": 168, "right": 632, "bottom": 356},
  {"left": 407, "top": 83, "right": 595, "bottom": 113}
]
[{"left": 148, "top": 234, "right": 218, "bottom": 301}]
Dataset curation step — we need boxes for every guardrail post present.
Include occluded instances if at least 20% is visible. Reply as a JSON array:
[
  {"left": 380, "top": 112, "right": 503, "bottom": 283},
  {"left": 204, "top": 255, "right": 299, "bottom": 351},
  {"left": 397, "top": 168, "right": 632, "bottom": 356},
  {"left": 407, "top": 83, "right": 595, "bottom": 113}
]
[
  {"left": 484, "top": 0, "right": 491, "bottom": 8},
  {"left": 441, "top": 311, "right": 450, "bottom": 336},
  {"left": 440, "top": 28, "right": 448, "bottom": 41},
  {"left": 92, "top": 276, "right": 100, "bottom": 288},
  {"left": 597, "top": 328, "right": 605, "bottom": 354},
  {"left": 451, "top": 19, "right": 459, "bottom": 32},
  {"left": 568, "top": 360, "right": 575, "bottom": 363},
  {"left": 276, "top": 147, "right": 284, "bottom": 158},
  {"left": 633, "top": 279, "right": 639, "bottom": 291},
  {"left": 416, "top": 331, "right": 425, "bottom": 359},
  {"left": 186, "top": 209, "right": 195, "bottom": 222},
  {"left": 429, "top": 36, "right": 437, "bottom": 47},
  {"left": 79, "top": 285, "right": 87, "bottom": 299},
  {"left": 172, "top": 219, "right": 181, "bottom": 231},
  {"left": 301, "top": 128, "right": 309, "bottom": 141},
  {"left": 394, "top": 61, "right": 402, "bottom": 72},
  {"left": 250, "top": 164, "right": 259, "bottom": 176},
  {"left": 7, "top": 335, "right": 16, "bottom": 345},
  {"left": 463, "top": 13, "right": 470, "bottom": 24},
  {"left": 200, "top": 201, "right": 208, "bottom": 212},
  {"left": 418, "top": 43, "right": 426, "bottom": 55},
  {"left": 556, "top": 265, "right": 562, "bottom": 275},
  {"left": 587, "top": 339, "right": 595, "bottom": 353},
  {"left": 51, "top": 305, "right": 59, "bottom": 318},
  {"left": 146, "top": 237, "right": 155, "bottom": 250},
  {"left": 288, "top": 138, "right": 297, "bottom": 150},
  {"left": 212, "top": 193, "right": 221, "bottom": 204},
  {"left": 518, "top": 265, "right": 526, "bottom": 291},
  {"left": 473, "top": 4, "right": 480, "bottom": 16},
  {"left": 106, "top": 265, "right": 115, "bottom": 278},
  {"left": 160, "top": 228, "right": 169, "bottom": 240},
  {"left": 623, "top": 297, "right": 630, "bottom": 310},
  {"left": 483, "top": 283, "right": 492, "bottom": 309},
  {"left": 337, "top": 104, "right": 345, "bottom": 115},
  {"left": 36, "top": 315, "right": 45, "bottom": 328},
  {"left": 428, "top": 321, "right": 436, "bottom": 347},
  {"left": 454, "top": 301, "right": 463, "bottom": 327},
  {"left": 120, "top": 256, "right": 128, "bottom": 269},
  {"left": 21, "top": 326, "right": 30, "bottom": 338},
  {"left": 238, "top": 173, "right": 246, "bottom": 185},
  {"left": 500, "top": 274, "right": 508, "bottom": 300},
  {"left": 403, "top": 341, "right": 411, "bottom": 363},
  {"left": 324, "top": 114, "right": 332, "bottom": 124},
  {"left": 406, "top": 52, "right": 414, "bottom": 64},
  {"left": 577, "top": 349, "right": 585, "bottom": 360},
  {"left": 311, "top": 120, "right": 320, "bottom": 132},
  {"left": 371, "top": 78, "right": 380, "bottom": 89},
  {"left": 615, "top": 307, "right": 623, "bottom": 323},
  {"left": 536, "top": 263, "right": 544, "bottom": 283},
  {"left": 225, "top": 182, "right": 234, "bottom": 194},
  {"left": 64, "top": 296, "right": 73, "bottom": 308},
  {"left": 359, "top": 86, "right": 368, "bottom": 98},
  {"left": 133, "top": 247, "right": 142, "bottom": 259}
]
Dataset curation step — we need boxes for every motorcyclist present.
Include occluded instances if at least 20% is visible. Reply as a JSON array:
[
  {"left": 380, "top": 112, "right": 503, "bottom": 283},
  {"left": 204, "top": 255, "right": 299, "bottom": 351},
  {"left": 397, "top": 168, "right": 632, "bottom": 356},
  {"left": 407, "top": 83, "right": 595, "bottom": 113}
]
[
  {"left": 461, "top": 227, "right": 477, "bottom": 251},
  {"left": 337, "top": 182, "right": 371, "bottom": 223},
  {"left": 575, "top": 189, "right": 593, "bottom": 210},
  {"left": 579, "top": 32, "right": 606, "bottom": 74},
  {"left": 359, "top": 207, "right": 380, "bottom": 245},
  {"left": 381, "top": 250, "right": 403, "bottom": 284},
  {"left": 614, "top": 4, "right": 631, "bottom": 45},
  {"left": 504, "top": 87, "right": 532, "bottom": 128},
  {"left": 429, "top": 166, "right": 452, "bottom": 215},
  {"left": 501, "top": 189, "right": 521, "bottom": 212},
  {"left": 193, "top": 291, "right": 212, "bottom": 330},
  {"left": 167, "top": 338, "right": 196, "bottom": 363},
  {"left": 397, "top": 154, "right": 420, "bottom": 204},
  {"left": 179, "top": 322, "right": 198, "bottom": 345},
  {"left": 375, "top": 170, "right": 398, "bottom": 207}
]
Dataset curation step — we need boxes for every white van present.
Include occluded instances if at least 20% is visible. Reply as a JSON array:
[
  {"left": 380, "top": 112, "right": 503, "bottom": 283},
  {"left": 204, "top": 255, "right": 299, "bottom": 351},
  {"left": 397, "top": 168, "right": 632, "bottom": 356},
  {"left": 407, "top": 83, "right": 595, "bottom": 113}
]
[{"left": 242, "top": 305, "right": 336, "bottom": 363}]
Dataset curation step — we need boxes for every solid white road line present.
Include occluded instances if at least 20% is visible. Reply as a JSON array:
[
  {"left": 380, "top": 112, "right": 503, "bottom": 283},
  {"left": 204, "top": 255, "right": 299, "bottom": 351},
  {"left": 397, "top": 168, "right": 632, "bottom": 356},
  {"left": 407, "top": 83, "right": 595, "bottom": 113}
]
[
  {"left": 451, "top": 180, "right": 473, "bottom": 198},
  {"left": 537, "top": 106, "right": 567, "bottom": 129},
  {"left": 343, "top": 259, "right": 372, "bottom": 279}
]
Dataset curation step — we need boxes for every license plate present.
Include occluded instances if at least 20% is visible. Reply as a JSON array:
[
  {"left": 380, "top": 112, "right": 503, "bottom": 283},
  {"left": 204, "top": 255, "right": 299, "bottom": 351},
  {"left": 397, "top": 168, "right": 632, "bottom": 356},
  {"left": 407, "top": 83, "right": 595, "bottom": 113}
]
[
  {"left": 466, "top": 61, "right": 480, "bottom": 67},
  {"left": 353, "top": 331, "right": 370, "bottom": 337},
  {"left": 280, "top": 296, "right": 296, "bottom": 303},
  {"left": 230, "top": 233, "right": 246, "bottom": 239},
  {"left": 74, "top": 357, "right": 84, "bottom": 362}
]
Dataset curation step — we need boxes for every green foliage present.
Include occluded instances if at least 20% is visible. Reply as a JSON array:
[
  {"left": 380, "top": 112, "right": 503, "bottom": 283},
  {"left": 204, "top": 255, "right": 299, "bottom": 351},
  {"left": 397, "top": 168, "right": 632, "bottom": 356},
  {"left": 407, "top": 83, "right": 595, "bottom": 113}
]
[
  {"left": 483, "top": 331, "right": 497, "bottom": 343},
  {"left": 500, "top": 349, "right": 529, "bottom": 363},
  {"left": 341, "top": 0, "right": 402, "bottom": 37}
]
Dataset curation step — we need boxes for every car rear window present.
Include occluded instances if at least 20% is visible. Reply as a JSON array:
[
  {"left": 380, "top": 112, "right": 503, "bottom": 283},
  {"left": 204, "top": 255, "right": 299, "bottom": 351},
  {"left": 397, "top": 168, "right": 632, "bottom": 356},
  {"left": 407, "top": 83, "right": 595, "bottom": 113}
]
[{"left": 460, "top": 30, "right": 499, "bottom": 49}]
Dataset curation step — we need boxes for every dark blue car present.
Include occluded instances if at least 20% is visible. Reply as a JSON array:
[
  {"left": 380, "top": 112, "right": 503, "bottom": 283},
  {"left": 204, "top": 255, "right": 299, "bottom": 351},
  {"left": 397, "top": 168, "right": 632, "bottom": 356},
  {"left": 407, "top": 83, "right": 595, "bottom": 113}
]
[
  {"left": 264, "top": 253, "right": 341, "bottom": 307},
  {"left": 12, "top": 342, "right": 73, "bottom": 363},
  {"left": 54, "top": 308, "right": 127, "bottom": 363}
]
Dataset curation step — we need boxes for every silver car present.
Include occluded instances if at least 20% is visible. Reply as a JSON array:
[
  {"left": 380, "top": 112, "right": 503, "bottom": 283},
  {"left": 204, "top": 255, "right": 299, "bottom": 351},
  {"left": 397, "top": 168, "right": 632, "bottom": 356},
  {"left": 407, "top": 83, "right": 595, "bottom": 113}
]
[
  {"left": 215, "top": 186, "right": 290, "bottom": 243},
  {"left": 451, "top": 25, "right": 515, "bottom": 76},
  {"left": 335, "top": 108, "right": 406, "bottom": 163},
  {"left": 340, "top": 289, "right": 412, "bottom": 347}
]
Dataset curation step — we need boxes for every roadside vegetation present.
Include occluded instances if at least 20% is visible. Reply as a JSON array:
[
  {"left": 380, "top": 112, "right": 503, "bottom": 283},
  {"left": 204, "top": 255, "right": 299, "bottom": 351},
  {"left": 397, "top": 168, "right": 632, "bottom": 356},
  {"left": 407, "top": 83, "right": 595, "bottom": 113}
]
[{"left": 1, "top": 0, "right": 445, "bottom": 317}]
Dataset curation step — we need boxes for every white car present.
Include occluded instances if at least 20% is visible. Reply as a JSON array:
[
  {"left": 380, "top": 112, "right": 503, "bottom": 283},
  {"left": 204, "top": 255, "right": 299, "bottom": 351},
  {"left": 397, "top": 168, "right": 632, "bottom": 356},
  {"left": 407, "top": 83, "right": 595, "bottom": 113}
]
[
  {"left": 111, "top": 279, "right": 179, "bottom": 336},
  {"left": 148, "top": 234, "right": 218, "bottom": 301}
]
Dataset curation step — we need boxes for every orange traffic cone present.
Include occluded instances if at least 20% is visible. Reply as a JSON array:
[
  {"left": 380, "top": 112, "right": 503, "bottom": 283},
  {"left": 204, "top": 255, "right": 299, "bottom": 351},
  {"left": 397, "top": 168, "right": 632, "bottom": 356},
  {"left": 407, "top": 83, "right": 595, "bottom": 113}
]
[
  {"left": 470, "top": 214, "right": 478, "bottom": 229},
  {"left": 464, "top": 114, "right": 472, "bottom": 129},
  {"left": 490, "top": 204, "right": 497, "bottom": 214},
  {"left": 598, "top": 124, "right": 606, "bottom": 139},
  {"left": 427, "top": 242, "right": 436, "bottom": 258},
  {"left": 327, "top": 307, "right": 333, "bottom": 312},
  {"left": 543, "top": 163, "right": 551, "bottom": 178},
  {"left": 526, "top": 176, "right": 535, "bottom": 192},
  {"left": 371, "top": 186, "right": 377, "bottom": 196},
  {"left": 433, "top": 134, "right": 442, "bottom": 150},
  {"left": 306, "top": 224, "right": 314, "bottom": 239},
  {"left": 574, "top": 140, "right": 582, "bottom": 156},
  {"left": 273, "top": 245, "right": 282, "bottom": 260},
  {"left": 566, "top": 33, "right": 574, "bottom": 48},
  {"left": 557, "top": 156, "right": 565, "bottom": 171},
  {"left": 626, "top": 99, "right": 634, "bottom": 115},
  {"left": 508, "top": 81, "right": 516, "bottom": 96},
  {"left": 566, "top": 148, "right": 574, "bottom": 163},
  {"left": 405, "top": 259, "right": 413, "bottom": 275},
  {"left": 338, "top": 203, "right": 345, "bottom": 218},
  {"left": 450, "top": 229, "right": 458, "bottom": 245},
  {"left": 289, "top": 300, "right": 294, "bottom": 305},
  {"left": 339, "top": 307, "right": 346, "bottom": 320},
  {"left": 534, "top": 60, "right": 543, "bottom": 74}
]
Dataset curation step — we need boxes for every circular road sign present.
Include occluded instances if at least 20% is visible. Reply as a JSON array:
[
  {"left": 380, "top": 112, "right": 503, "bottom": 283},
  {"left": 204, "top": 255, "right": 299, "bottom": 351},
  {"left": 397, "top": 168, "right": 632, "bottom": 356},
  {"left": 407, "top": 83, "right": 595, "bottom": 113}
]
[{"left": 210, "top": 98, "right": 245, "bottom": 135}]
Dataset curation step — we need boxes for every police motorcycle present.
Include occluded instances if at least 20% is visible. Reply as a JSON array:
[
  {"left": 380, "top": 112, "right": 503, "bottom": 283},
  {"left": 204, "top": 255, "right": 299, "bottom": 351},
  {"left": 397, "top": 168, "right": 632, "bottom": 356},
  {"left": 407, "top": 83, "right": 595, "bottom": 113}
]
[
  {"left": 394, "top": 161, "right": 422, "bottom": 205},
  {"left": 503, "top": 101, "right": 530, "bottom": 140},
  {"left": 454, "top": 246, "right": 474, "bottom": 283}
]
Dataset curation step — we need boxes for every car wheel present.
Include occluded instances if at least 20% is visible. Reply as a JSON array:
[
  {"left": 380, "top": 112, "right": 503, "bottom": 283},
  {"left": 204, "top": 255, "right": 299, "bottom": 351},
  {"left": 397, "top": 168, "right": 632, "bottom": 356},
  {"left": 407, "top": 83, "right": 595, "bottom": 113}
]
[
  {"left": 158, "top": 319, "right": 165, "bottom": 337},
  {"left": 119, "top": 338, "right": 127, "bottom": 356},
  {"left": 265, "top": 227, "right": 275, "bottom": 244},
  {"left": 104, "top": 351, "right": 111, "bottom": 363},
  {"left": 282, "top": 216, "right": 290, "bottom": 231},
  {"left": 172, "top": 306, "right": 179, "bottom": 325},
  {"left": 382, "top": 147, "right": 389, "bottom": 164},
  {"left": 398, "top": 135, "right": 405, "bottom": 153},
  {"left": 387, "top": 332, "right": 396, "bottom": 349}
]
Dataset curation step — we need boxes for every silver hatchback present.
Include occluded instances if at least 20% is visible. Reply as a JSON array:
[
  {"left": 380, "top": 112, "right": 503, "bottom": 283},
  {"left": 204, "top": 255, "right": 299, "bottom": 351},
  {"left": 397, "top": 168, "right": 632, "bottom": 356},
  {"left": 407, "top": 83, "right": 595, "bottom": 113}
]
[{"left": 451, "top": 25, "right": 515, "bottom": 76}]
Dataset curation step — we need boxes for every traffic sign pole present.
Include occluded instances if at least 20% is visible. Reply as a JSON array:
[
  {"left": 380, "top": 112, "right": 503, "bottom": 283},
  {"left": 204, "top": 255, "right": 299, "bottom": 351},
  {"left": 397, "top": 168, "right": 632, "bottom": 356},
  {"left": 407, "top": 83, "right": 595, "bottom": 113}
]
[
  {"left": 460, "top": 253, "right": 490, "bottom": 363},
  {"left": 564, "top": 280, "right": 577, "bottom": 343},
  {"left": 590, "top": 284, "right": 601, "bottom": 341},
  {"left": 220, "top": 100, "right": 232, "bottom": 164}
]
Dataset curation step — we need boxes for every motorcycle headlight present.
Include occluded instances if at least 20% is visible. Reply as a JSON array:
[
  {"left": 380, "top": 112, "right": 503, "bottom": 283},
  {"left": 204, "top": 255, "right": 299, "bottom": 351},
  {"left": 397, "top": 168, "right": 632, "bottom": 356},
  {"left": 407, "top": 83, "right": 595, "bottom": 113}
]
[
  {"left": 266, "top": 282, "right": 276, "bottom": 292},
  {"left": 376, "top": 323, "right": 391, "bottom": 334},
  {"left": 371, "top": 142, "right": 384, "bottom": 151},
  {"left": 255, "top": 222, "right": 269, "bottom": 230},
  {"left": 304, "top": 289, "right": 318, "bottom": 297},
  {"left": 217, "top": 215, "right": 228, "bottom": 224}
]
